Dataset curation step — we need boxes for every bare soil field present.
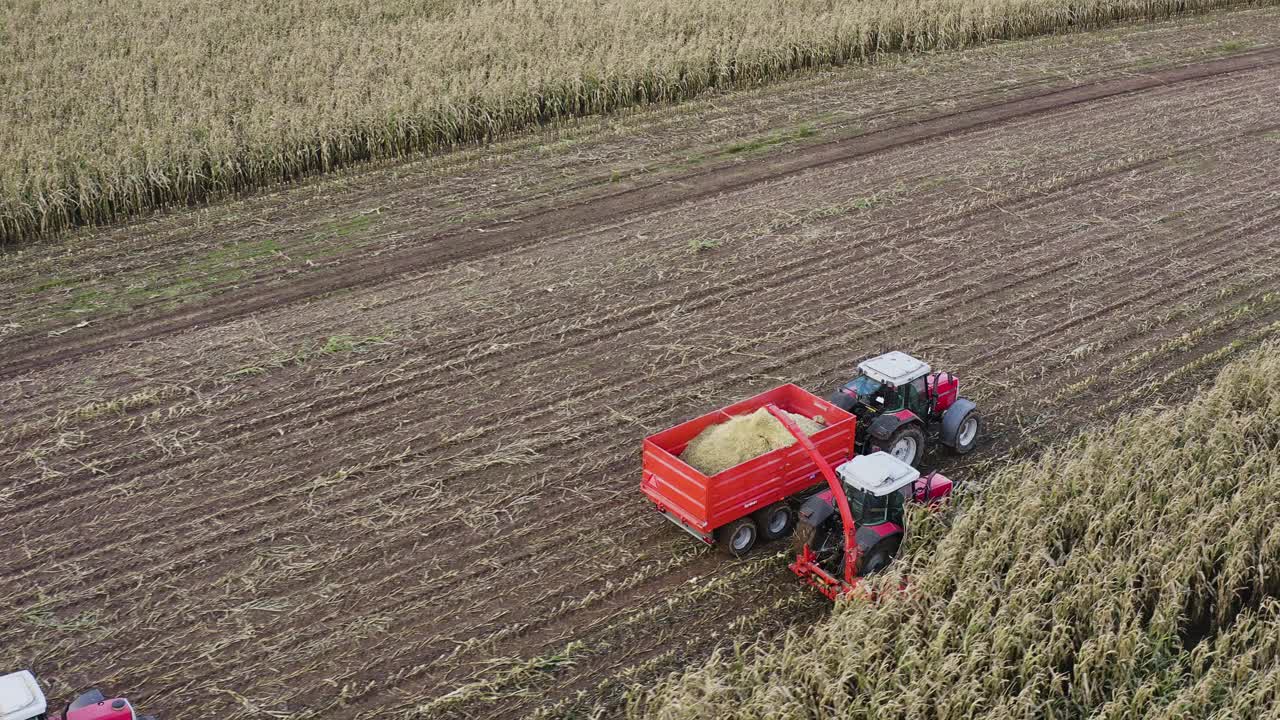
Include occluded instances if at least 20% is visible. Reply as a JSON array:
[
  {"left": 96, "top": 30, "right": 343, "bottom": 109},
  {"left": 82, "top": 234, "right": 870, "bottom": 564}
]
[{"left": 3, "top": 9, "right": 1280, "bottom": 719}]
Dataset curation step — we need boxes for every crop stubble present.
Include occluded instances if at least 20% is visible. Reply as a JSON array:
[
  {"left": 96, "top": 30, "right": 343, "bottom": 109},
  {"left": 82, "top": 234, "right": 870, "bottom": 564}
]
[{"left": 2, "top": 13, "right": 1280, "bottom": 720}]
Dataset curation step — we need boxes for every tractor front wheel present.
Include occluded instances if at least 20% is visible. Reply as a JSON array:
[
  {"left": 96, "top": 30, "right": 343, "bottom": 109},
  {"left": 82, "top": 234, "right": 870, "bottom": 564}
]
[
  {"left": 753, "top": 502, "right": 796, "bottom": 541},
  {"left": 856, "top": 535, "right": 903, "bottom": 576},
  {"left": 887, "top": 425, "right": 925, "bottom": 467},
  {"left": 950, "top": 411, "right": 981, "bottom": 455},
  {"left": 717, "top": 517, "right": 759, "bottom": 557}
]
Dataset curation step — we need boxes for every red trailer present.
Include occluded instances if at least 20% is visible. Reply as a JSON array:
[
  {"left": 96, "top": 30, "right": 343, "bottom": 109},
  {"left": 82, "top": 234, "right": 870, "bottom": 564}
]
[{"left": 640, "top": 384, "right": 857, "bottom": 556}]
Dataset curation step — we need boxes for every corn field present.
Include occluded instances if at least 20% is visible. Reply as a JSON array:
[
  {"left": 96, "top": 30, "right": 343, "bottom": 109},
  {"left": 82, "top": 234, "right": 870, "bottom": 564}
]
[
  {"left": 629, "top": 345, "right": 1280, "bottom": 718},
  {"left": 0, "top": 0, "right": 1268, "bottom": 246}
]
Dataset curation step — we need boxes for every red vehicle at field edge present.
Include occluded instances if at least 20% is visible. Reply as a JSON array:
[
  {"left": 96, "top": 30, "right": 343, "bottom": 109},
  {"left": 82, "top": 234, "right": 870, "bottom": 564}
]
[{"left": 0, "top": 670, "right": 155, "bottom": 720}]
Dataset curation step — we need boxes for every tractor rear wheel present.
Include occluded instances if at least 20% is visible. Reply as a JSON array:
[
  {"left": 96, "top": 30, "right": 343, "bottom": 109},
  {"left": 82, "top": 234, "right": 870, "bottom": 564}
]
[
  {"left": 753, "top": 502, "right": 796, "bottom": 541},
  {"left": 717, "top": 517, "right": 759, "bottom": 557},
  {"left": 950, "top": 411, "right": 981, "bottom": 455},
  {"left": 855, "top": 535, "right": 903, "bottom": 576},
  {"left": 887, "top": 425, "right": 925, "bottom": 467}
]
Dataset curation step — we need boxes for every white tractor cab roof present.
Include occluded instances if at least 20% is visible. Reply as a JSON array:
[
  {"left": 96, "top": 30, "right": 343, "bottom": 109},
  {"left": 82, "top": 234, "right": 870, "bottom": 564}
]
[
  {"left": 0, "top": 671, "right": 46, "bottom": 720},
  {"left": 836, "top": 451, "right": 920, "bottom": 497},
  {"left": 857, "top": 351, "right": 931, "bottom": 389}
]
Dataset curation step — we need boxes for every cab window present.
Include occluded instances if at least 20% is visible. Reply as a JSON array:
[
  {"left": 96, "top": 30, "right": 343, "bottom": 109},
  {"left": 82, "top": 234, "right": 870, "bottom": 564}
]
[
  {"left": 878, "top": 384, "right": 900, "bottom": 410},
  {"left": 849, "top": 487, "right": 864, "bottom": 521},
  {"left": 847, "top": 375, "right": 883, "bottom": 397},
  {"left": 860, "top": 491, "right": 888, "bottom": 525},
  {"left": 906, "top": 376, "right": 929, "bottom": 415}
]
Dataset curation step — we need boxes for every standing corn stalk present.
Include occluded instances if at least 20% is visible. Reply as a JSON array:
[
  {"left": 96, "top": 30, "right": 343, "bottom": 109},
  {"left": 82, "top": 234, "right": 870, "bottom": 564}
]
[{"left": 0, "top": 0, "right": 1265, "bottom": 245}]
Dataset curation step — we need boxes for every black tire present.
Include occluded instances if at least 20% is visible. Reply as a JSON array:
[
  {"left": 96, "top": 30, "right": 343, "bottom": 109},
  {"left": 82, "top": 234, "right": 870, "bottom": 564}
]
[
  {"left": 950, "top": 411, "right": 981, "bottom": 455},
  {"left": 753, "top": 502, "right": 796, "bottom": 541},
  {"left": 855, "top": 535, "right": 903, "bottom": 576},
  {"left": 716, "top": 517, "right": 759, "bottom": 557},
  {"left": 887, "top": 424, "right": 925, "bottom": 467}
]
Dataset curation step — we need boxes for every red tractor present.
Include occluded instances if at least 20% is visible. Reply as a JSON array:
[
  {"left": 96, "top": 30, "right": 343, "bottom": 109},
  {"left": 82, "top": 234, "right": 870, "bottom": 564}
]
[
  {"left": 765, "top": 407, "right": 953, "bottom": 600},
  {"left": 0, "top": 670, "right": 154, "bottom": 720},
  {"left": 828, "top": 351, "right": 980, "bottom": 467}
]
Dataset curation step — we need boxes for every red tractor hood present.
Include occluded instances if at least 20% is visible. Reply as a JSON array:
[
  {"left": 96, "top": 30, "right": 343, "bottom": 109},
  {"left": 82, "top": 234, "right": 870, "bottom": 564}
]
[{"left": 52, "top": 690, "right": 137, "bottom": 720}]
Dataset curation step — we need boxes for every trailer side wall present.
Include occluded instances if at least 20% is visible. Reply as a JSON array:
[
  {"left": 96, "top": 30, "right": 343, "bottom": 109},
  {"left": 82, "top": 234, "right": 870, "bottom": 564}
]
[{"left": 641, "top": 384, "right": 856, "bottom": 535}]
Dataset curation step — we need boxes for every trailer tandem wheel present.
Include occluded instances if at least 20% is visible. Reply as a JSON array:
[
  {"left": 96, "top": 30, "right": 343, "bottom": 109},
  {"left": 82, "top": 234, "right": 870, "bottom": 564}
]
[
  {"left": 717, "top": 517, "right": 759, "bottom": 557},
  {"left": 753, "top": 502, "right": 796, "bottom": 541}
]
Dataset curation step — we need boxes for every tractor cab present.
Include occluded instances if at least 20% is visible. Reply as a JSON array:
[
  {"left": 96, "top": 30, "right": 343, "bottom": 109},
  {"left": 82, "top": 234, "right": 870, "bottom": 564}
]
[
  {"left": 1, "top": 672, "right": 45, "bottom": 720},
  {"left": 836, "top": 452, "right": 919, "bottom": 528},
  {"left": 829, "top": 351, "right": 975, "bottom": 467},
  {"left": 832, "top": 351, "right": 932, "bottom": 417}
]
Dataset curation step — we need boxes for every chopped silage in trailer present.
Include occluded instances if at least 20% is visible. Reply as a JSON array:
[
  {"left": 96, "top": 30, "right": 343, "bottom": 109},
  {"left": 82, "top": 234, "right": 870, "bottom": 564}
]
[{"left": 682, "top": 407, "right": 825, "bottom": 476}]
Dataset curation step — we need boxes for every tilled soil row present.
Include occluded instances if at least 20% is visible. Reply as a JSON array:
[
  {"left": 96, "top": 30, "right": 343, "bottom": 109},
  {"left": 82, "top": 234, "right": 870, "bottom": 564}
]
[
  {"left": 5, "top": 92, "right": 1270, "bottom": 517},
  {"left": 2, "top": 48, "right": 1278, "bottom": 381},
  {"left": 6, "top": 157, "right": 1269, "bottom": 609},
  {"left": 3, "top": 16, "right": 1280, "bottom": 720},
  {"left": 5, "top": 92, "right": 1274, "bottom": 622}
]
